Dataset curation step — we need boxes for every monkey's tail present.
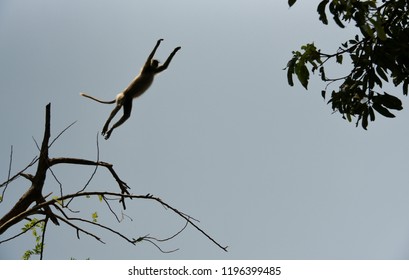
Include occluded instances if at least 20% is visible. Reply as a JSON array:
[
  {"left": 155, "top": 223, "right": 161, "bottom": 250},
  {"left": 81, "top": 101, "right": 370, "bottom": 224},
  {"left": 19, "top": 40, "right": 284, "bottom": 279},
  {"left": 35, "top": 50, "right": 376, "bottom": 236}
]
[{"left": 80, "top": 92, "right": 116, "bottom": 104}]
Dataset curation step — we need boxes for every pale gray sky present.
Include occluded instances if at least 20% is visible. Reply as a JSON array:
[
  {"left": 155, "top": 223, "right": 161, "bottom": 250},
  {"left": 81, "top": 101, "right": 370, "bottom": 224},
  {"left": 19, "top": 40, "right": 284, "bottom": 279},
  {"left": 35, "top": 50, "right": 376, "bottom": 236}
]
[{"left": 1, "top": 0, "right": 409, "bottom": 260}]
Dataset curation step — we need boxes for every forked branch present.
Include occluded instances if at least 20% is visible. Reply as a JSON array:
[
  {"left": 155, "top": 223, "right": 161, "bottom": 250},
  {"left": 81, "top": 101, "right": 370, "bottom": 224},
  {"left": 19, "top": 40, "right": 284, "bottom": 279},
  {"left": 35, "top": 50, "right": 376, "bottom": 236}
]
[{"left": 0, "top": 103, "right": 227, "bottom": 258}]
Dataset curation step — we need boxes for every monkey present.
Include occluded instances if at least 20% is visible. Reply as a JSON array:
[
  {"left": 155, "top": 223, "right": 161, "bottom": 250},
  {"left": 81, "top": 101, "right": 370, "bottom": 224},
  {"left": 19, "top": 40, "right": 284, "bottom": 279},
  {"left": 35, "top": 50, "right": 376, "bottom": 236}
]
[{"left": 80, "top": 39, "right": 181, "bottom": 140}]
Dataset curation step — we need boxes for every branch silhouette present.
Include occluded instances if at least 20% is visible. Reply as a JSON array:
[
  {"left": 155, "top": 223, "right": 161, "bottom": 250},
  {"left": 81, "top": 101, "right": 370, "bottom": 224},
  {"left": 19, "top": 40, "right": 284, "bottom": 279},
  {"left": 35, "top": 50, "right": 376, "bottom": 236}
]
[{"left": 0, "top": 104, "right": 227, "bottom": 258}]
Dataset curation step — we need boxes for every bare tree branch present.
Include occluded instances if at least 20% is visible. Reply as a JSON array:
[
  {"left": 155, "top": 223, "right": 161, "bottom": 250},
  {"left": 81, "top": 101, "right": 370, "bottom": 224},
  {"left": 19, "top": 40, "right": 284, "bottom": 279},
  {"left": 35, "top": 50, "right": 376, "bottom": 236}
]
[
  {"left": 49, "top": 121, "right": 77, "bottom": 148},
  {"left": 40, "top": 218, "right": 48, "bottom": 260},
  {"left": 1, "top": 155, "right": 38, "bottom": 191},
  {"left": 77, "top": 133, "right": 100, "bottom": 194},
  {"left": 0, "top": 104, "right": 59, "bottom": 232},
  {"left": 55, "top": 214, "right": 105, "bottom": 244},
  {"left": 0, "top": 103, "right": 227, "bottom": 258},
  {"left": 1, "top": 145, "right": 13, "bottom": 200}
]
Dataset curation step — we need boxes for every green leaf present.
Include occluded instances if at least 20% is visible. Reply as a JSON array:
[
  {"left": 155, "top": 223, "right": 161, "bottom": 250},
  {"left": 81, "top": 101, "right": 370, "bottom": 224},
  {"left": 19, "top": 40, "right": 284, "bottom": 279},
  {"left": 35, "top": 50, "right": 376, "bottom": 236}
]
[
  {"left": 370, "top": 17, "right": 387, "bottom": 41},
  {"left": 403, "top": 80, "right": 408, "bottom": 96},
  {"left": 21, "top": 219, "right": 44, "bottom": 260},
  {"left": 53, "top": 196, "right": 63, "bottom": 206},
  {"left": 333, "top": 14, "right": 345, "bottom": 28},
  {"left": 288, "top": 0, "right": 297, "bottom": 7},
  {"left": 361, "top": 24, "right": 374, "bottom": 38},
  {"left": 336, "top": 54, "right": 343, "bottom": 64},
  {"left": 377, "top": 93, "right": 403, "bottom": 110},
  {"left": 362, "top": 109, "right": 368, "bottom": 130},
  {"left": 375, "top": 66, "right": 388, "bottom": 82},
  {"left": 23, "top": 250, "right": 34, "bottom": 260},
  {"left": 368, "top": 106, "right": 375, "bottom": 121},
  {"left": 372, "top": 102, "right": 395, "bottom": 118},
  {"left": 317, "top": 0, "right": 329, "bottom": 25},
  {"left": 92, "top": 212, "right": 98, "bottom": 223},
  {"left": 286, "top": 57, "right": 296, "bottom": 87},
  {"left": 346, "top": 113, "right": 352, "bottom": 122},
  {"left": 371, "top": 68, "right": 383, "bottom": 87},
  {"left": 319, "top": 66, "right": 326, "bottom": 81},
  {"left": 295, "top": 63, "right": 310, "bottom": 89}
]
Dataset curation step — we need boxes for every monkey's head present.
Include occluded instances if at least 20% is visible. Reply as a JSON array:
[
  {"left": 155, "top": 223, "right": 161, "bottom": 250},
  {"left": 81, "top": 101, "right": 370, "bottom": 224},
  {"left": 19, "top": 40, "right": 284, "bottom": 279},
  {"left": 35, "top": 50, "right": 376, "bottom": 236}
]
[{"left": 150, "top": 59, "right": 159, "bottom": 69}]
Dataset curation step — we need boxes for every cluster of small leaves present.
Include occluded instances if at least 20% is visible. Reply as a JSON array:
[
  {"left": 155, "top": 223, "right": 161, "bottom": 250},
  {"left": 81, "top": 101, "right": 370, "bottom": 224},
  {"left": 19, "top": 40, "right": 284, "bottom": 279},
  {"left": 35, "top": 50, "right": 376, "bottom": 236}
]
[
  {"left": 21, "top": 219, "right": 45, "bottom": 260},
  {"left": 287, "top": 0, "right": 408, "bottom": 129},
  {"left": 92, "top": 212, "right": 99, "bottom": 223}
]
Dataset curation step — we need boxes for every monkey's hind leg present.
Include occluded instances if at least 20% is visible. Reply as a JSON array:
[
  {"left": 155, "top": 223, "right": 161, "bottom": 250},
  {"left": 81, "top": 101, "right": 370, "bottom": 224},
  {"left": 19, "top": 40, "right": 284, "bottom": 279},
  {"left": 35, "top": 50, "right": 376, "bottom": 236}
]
[
  {"left": 102, "top": 105, "right": 121, "bottom": 137},
  {"left": 104, "top": 99, "right": 132, "bottom": 140}
]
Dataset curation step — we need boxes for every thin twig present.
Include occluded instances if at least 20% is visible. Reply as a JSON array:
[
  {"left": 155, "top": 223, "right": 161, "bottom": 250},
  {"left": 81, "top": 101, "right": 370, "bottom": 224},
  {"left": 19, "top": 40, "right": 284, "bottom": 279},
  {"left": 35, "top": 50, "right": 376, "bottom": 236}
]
[
  {"left": 1, "top": 146, "right": 13, "bottom": 201},
  {"left": 76, "top": 132, "right": 100, "bottom": 195},
  {"left": 40, "top": 219, "right": 48, "bottom": 260},
  {"left": 36, "top": 191, "right": 228, "bottom": 252},
  {"left": 1, "top": 156, "right": 38, "bottom": 188},
  {"left": 32, "top": 136, "right": 40, "bottom": 151},
  {"left": 143, "top": 238, "right": 179, "bottom": 253},
  {"left": 48, "top": 167, "right": 63, "bottom": 198},
  {"left": 102, "top": 195, "right": 121, "bottom": 223},
  {"left": 146, "top": 220, "right": 189, "bottom": 243},
  {"left": 55, "top": 213, "right": 105, "bottom": 244},
  {"left": 56, "top": 208, "right": 131, "bottom": 245},
  {"left": 6, "top": 145, "right": 13, "bottom": 186},
  {"left": 49, "top": 121, "right": 77, "bottom": 148}
]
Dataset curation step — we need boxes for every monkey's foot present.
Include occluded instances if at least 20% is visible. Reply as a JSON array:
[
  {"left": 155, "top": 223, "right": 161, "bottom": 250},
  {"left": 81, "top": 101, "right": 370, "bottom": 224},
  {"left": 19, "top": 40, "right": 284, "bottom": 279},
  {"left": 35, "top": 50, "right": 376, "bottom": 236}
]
[{"left": 104, "top": 130, "right": 112, "bottom": 140}]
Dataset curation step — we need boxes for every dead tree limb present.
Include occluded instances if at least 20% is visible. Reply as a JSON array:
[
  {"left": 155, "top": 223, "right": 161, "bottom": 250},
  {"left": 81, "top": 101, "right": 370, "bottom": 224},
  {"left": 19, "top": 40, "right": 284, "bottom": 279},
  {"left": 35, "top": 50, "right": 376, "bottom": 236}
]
[
  {"left": 0, "top": 103, "right": 59, "bottom": 232},
  {"left": 0, "top": 103, "right": 227, "bottom": 257}
]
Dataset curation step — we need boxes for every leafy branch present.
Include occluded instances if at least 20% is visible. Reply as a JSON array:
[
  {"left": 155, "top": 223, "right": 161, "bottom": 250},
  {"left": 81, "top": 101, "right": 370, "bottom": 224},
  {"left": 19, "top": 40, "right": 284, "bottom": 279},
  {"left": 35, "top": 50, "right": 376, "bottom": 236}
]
[{"left": 286, "top": 0, "right": 408, "bottom": 129}]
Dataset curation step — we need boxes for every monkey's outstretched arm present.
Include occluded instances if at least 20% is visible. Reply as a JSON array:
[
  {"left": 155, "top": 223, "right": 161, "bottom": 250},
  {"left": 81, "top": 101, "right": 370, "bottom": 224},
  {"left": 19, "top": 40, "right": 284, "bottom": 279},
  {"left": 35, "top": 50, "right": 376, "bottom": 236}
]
[
  {"left": 155, "top": 46, "right": 181, "bottom": 73},
  {"left": 144, "top": 39, "right": 164, "bottom": 67}
]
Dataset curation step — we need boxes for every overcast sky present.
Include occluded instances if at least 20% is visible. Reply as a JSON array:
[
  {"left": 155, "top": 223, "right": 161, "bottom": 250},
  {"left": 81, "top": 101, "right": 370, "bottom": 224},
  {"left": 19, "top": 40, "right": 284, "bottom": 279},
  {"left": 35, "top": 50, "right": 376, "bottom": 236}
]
[{"left": 1, "top": 0, "right": 409, "bottom": 260}]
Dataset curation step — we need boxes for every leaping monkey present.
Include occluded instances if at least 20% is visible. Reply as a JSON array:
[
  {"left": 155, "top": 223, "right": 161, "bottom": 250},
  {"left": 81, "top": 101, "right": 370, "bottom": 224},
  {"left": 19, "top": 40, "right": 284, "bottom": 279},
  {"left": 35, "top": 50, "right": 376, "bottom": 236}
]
[{"left": 81, "top": 39, "right": 181, "bottom": 139}]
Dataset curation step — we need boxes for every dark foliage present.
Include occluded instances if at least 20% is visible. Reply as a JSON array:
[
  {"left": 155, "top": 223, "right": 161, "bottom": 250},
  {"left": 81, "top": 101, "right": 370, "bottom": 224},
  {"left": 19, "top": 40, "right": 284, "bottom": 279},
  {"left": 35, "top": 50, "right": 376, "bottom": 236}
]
[{"left": 287, "top": 0, "right": 408, "bottom": 129}]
